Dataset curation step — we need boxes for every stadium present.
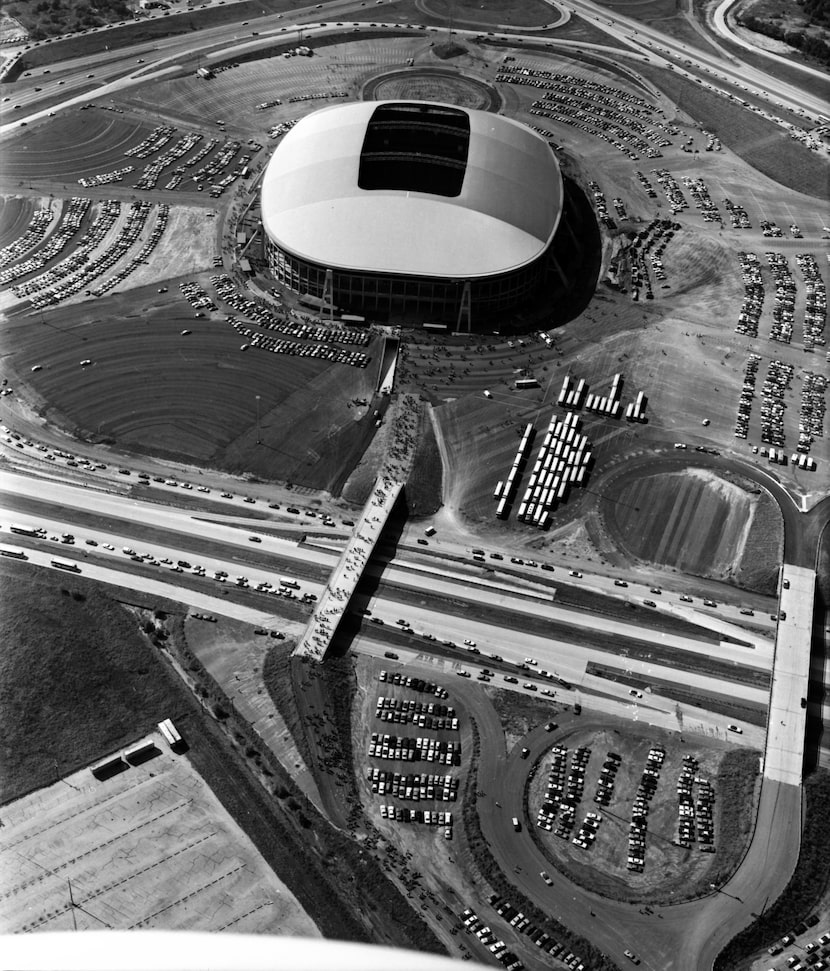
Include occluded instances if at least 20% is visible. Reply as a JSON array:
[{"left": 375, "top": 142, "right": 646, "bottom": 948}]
[{"left": 261, "top": 100, "right": 571, "bottom": 327}]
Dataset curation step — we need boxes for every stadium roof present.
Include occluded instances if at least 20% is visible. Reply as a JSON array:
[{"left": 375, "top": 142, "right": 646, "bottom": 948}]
[{"left": 261, "top": 101, "right": 563, "bottom": 279}]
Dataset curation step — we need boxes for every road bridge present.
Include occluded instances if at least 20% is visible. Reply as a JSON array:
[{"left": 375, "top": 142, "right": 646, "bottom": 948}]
[{"left": 763, "top": 565, "right": 815, "bottom": 783}]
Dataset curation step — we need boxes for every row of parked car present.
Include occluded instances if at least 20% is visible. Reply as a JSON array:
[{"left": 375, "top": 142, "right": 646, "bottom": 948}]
[
  {"left": 0, "top": 198, "right": 91, "bottom": 288},
  {"left": 369, "top": 732, "right": 460, "bottom": 765},
  {"left": 212, "top": 273, "right": 369, "bottom": 346},
  {"left": 490, "top": 890, "right": 597, "bottom": 969},
  {"left": 682, "top": 175, "right": 721, "bottom": 224},
  {"left": 374, "top": 695, "right": 458, "bottom": 731},
  {"left": 736, "top": 252, "right": 764, "bottom": 338},
  {"left": 628, "top": 745, "right": 665, "bottom": 871},
  {"left": 134, "top": 131, "right": 204, "bottom": 190},
  {"left": 497, "top": 65, "right": 674, "bottom": 162},
  {"left": 367, "top": 768, "right": 458, "bottom": 802},
  {"left": 760, "top": 360, "right": 794, "bottom": 447},
  {"left": 723, "top": 197, "right": 752, "bottom": 229},
  {"left": 676, "top": 755, "right": 715, "bottom": 850},
  {"left": 797, "top": 253, "right": 826, "bottom": 352},
  {"left": 766, "top": 251, "right": 796, "bottom": 345},
  {"left": 0, "top": 206, "right": 53, "bottom": 271},
  {"left": 735, "top": 353, "right": 762, "bottom": 438},
  {"left": 799, "top": 372, "right": 827, "bottom": 453}
]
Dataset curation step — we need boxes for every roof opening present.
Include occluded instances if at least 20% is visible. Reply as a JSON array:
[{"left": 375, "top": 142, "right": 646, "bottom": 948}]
[{"left": 358, "top": 102, "right": 470, "bottom": 197}]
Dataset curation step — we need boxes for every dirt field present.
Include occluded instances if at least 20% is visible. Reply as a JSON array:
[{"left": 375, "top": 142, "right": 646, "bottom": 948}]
[
  {"left": 0, "top": 111, "right": 161, "bottom": 183},
  {"left": 183, "top": 613, "right": 323, "bottom": 809},
  {"left": 351, "top": 652, "right": 472, "bottom": 854},
  {"left": 526, "top": 724, "right": 759, "bottom": 904},
  {"left": 0, "top": 733, "right": 321, "bottom": 937}
]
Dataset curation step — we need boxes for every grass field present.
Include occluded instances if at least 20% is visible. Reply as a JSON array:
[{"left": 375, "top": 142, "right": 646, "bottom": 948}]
[
  {"left": 0, "top": 561, "right": 185, "bottom": 803},
  {"left": 0, "top": 742, "right": 321, "bottom": 937},
  {"left": 425, "top": 0, "right": 556, "bottom": 28},
  {"left": 0, "top": 195, "right": 36, "bottom": 248},
  {"left": 527, "top": 724, "right": 761, "bottom": 903},
  {"left": 0, "top": 111, "right": 161, "bottom": 182},
  {"left": 4, "top": 294, "right": 378, "bottom": 486},
  {"left": 637, "top": 64, "right": 829, "bottom": 198}
]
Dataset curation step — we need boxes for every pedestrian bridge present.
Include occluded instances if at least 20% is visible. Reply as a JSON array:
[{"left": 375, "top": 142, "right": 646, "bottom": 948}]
[{"left": 292, "top": 474, "right": 404, "bottom": 661}]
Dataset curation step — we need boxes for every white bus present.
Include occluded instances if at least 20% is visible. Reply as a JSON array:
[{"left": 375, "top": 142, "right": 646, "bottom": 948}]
[
  {"left": 279, "top": 577, "right": 300, "bottom": 589},
  {"left": 51, "top": 557, "right": 81, "bottom": 572},
  {"left": 0, "top": 545, "right": 27, "bottom": 559},
  {"left": 158, "top": 718, "right": 182, "bottom": 747}
]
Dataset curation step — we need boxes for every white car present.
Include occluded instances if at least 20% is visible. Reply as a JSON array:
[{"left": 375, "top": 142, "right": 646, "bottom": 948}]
[
  {"left": 524, "top": 657, "right": 537, "bottom": 665},
  {"left": 463, "top": 639, "right": 476, "bottom": 647},
  {"left": 540, "top": 870, "right": 553, "bottom": 885}
]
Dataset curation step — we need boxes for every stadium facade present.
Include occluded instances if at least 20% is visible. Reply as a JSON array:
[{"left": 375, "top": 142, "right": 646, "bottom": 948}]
[{"left": 261, "top": 101, "right": 569, "bottom": 327}]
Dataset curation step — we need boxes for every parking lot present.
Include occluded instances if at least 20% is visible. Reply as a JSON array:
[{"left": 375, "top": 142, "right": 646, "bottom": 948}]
[{"left": 0, "top": 733, "right": 321, "bottom": 937}]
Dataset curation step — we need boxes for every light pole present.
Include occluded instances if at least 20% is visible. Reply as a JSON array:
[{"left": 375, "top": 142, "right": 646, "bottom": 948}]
[{"left": 255, "top": 395, "right": 261, "bottom": 444}]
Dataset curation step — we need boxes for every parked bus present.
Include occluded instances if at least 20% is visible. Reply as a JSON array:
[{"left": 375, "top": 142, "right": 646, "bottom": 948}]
[
  {"left": 51, "top": 557, "right": 81, "bottom": 572},
  {"left": 279, "top": 577, "right": 300, "bottom": 589},
  {"left": 0, "top": 545, "right": 27, "bottom": 559},
  {"left": 158, "top": 718, "right": 182, "bottom": 747},
  {"left": 9, "top": 523, "right": 39, "bottom": 537}
]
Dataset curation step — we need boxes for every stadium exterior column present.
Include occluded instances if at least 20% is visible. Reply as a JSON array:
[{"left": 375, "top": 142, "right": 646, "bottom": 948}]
[
  {"left": 322, "top": 268, "right": 334, "bottom": 320},
  {"left": 456, "top": 281, "right": 472, "bottom": 333},
  {"left": 550, "top": 254, "right": 568, "bottom": 287}
]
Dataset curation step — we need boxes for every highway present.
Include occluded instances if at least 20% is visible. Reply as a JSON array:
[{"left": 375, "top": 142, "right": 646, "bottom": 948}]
[{"left": 0, "top": 464, "right": 776, "bottom": 728}]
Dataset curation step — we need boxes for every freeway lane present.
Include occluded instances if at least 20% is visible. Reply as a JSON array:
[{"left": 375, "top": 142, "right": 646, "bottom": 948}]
[
  {"left": 1, "top": 470, "right": 773, "bottom": 668},
  {"left": 558, "top": 0, "right": 827, "bottom": 121},
  {"left": 0, "top": 492, "right": 773, "bottom": 722}
]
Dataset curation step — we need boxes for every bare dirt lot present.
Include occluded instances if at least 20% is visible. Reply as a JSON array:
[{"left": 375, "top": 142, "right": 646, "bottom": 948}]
[
  {"left": 527, "top": 723, "right": 760, "bottom": 904},
  {"left": 603, "top": 467, "right": 753, "bottom": 577},
  {"left": 0, "top": 733, "right": 321, "bottom": 937},
  {"left": 597, "top": 462, "right": 785, "bottom": 592}
]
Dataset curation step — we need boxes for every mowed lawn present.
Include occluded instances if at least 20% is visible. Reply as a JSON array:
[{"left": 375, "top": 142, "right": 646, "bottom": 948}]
[
  {"left": 603, "top": 470, "right": 752, "bottom": 577},
  {"left": 427, "top": 0, "right": 556, "bottom": 27},
  {"left": 6, "top": 301, "right": 372, "bottom": 471},
  {"left": 1, "top": 110, "right": 160, "bottom": 182},
  {"left": 0, "top": 195, "right": 37, "bottom": 248}
]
